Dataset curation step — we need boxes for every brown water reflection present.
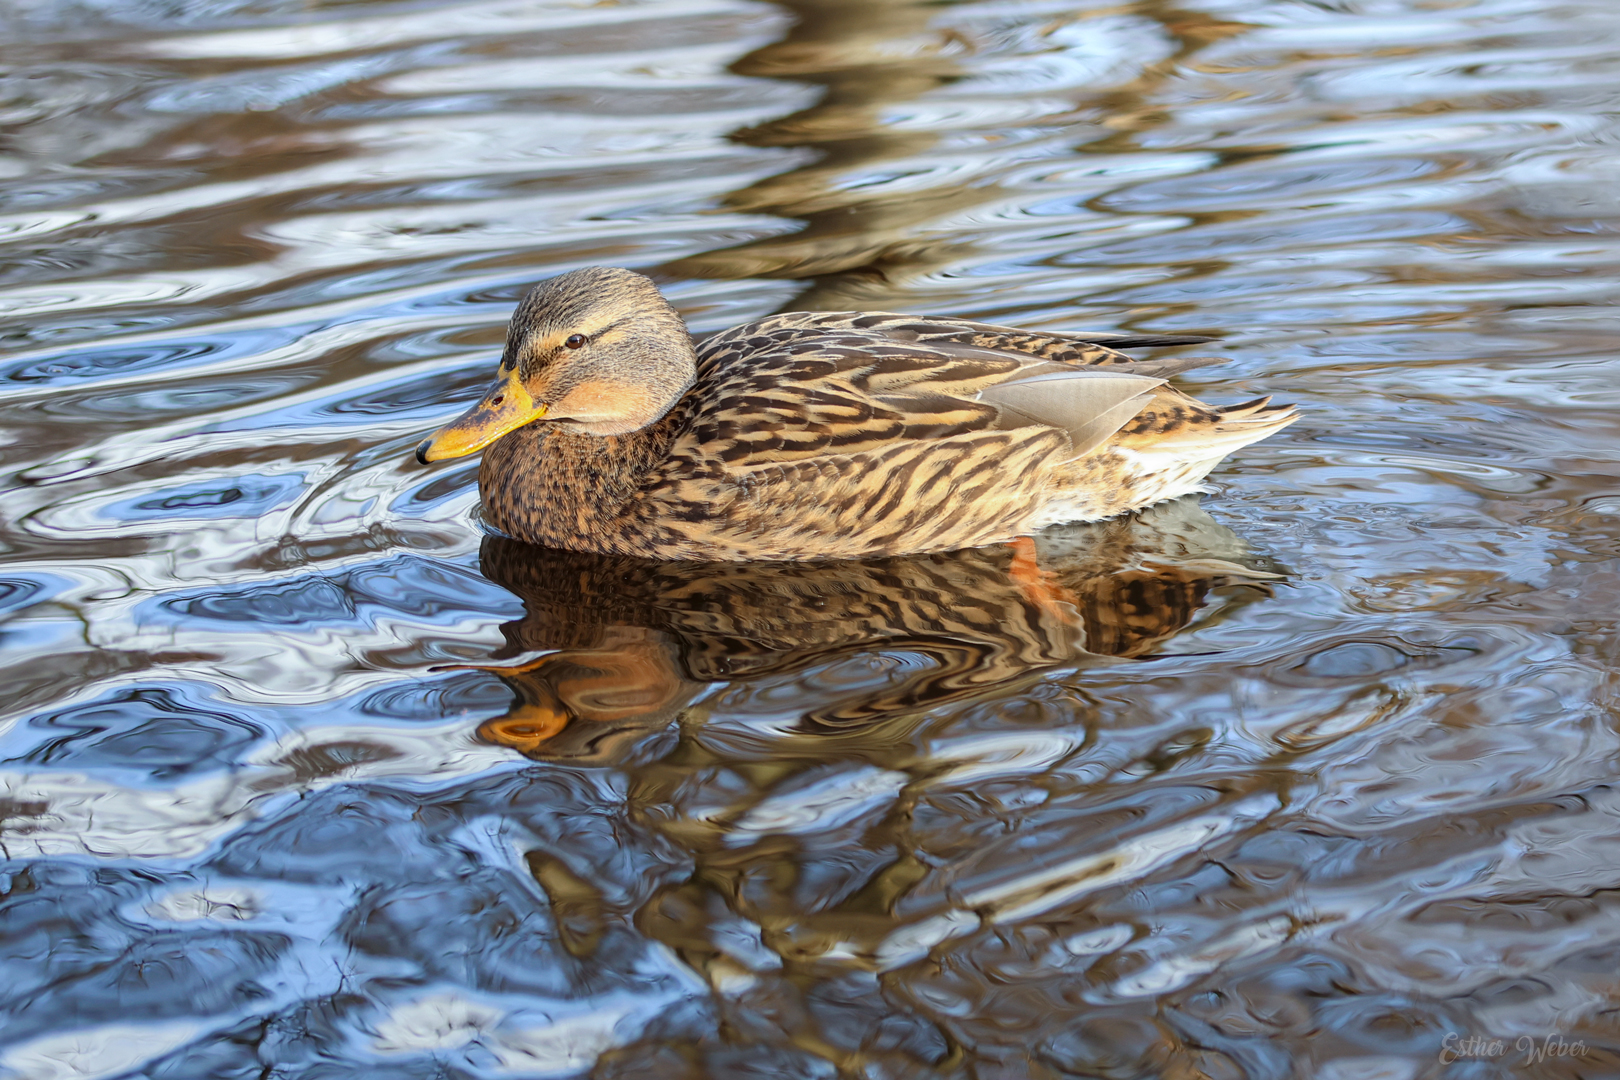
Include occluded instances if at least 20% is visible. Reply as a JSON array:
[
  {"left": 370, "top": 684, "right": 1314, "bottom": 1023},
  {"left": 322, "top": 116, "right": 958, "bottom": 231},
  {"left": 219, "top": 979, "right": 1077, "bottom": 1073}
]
[
  {"left": 3, "top": 0, "right": 1620, "bottom": 1075},
  {"left": 476, "top": 499, "right": 1276, "bottom": 763},
  {"left": 669, "top": 0, "right": 971, "bottom": 290}
]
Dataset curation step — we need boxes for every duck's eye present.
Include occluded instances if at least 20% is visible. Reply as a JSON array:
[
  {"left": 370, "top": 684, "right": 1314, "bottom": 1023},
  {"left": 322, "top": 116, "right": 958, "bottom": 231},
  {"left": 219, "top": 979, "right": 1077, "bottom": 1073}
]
[{"left": 564, "top": 334, "right": 586, "bottom": 350}]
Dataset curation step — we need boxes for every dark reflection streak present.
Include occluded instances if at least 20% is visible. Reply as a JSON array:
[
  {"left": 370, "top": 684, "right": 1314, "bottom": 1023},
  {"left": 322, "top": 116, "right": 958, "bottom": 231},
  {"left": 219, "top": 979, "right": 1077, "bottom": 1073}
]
[
  {"left": 1081, "top": 2, "right": 1257, "bottom": 149},
  {"left": 664, "top": 0, "right": 1256, "bottom": 317},
  {"left": 662, "top": 0, "right": 969, "bottom": 305},
  {"left": 1073, "top": 3, "right": 1297, "bottom": 326}
]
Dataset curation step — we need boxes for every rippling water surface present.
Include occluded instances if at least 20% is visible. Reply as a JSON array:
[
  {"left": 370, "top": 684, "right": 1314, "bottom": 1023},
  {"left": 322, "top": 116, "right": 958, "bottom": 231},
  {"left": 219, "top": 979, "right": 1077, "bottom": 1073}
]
[{"left": 3, "top": 0, "right": 1620, "bottom": 1075}]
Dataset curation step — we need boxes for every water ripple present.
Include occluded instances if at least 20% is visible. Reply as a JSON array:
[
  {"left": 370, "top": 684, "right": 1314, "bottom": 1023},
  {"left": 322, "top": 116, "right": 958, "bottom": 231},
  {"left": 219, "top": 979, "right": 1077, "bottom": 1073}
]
[{"left": 4, "top": 0, "right": 1620, "bottom": 1074}]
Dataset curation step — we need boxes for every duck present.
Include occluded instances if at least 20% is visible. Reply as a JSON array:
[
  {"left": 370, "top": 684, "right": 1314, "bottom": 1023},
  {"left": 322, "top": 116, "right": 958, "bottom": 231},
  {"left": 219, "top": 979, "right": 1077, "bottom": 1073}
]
[{"left": 415, "top": 266, "right": 1296, "bottom": 561}]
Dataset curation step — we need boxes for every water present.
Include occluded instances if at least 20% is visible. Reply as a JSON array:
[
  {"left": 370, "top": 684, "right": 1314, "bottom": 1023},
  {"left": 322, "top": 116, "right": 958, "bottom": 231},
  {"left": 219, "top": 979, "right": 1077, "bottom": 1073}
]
[{"left": 2, "top": 0, "right": 1619, "bottom": 1075}]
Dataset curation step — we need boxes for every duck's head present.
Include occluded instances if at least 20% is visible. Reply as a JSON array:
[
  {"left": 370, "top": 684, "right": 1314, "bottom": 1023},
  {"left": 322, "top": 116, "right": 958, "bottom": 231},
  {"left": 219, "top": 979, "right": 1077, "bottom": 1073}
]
[{"left": 415, "top": 267, "right": 696, "bottom": 464}]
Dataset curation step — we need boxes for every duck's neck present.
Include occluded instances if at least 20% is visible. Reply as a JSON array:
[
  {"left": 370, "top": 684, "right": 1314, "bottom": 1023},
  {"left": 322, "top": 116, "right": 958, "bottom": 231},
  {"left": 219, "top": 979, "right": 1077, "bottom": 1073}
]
[{"left": 478, "top": 414, "right": 681, "bottom": 552}]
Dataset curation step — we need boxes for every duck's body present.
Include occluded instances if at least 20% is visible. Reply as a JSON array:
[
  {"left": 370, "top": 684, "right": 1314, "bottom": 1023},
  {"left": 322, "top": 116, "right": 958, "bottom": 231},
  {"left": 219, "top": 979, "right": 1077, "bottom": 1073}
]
[{"left": 418, "top": 269, "right": 1296, "bottom": 561}]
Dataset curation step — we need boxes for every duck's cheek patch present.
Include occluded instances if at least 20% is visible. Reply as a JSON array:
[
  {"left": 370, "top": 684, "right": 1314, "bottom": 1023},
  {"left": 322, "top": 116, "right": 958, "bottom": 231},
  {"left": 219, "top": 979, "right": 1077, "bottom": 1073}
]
[{"left": 550, "top": 380, "right": 665, "bottom": 435}]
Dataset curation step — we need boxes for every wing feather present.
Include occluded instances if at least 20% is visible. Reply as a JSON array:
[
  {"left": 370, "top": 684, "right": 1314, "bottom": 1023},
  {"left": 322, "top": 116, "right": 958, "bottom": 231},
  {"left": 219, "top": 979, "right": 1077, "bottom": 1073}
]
[
  {"left": 711, "top": 311, "right": 1218, "bottom": 361},
  {"left": 919, "top": 338, "right": 1231, "bottom": 380},
  {"left": 977, "top": 370, "right": 1165, "bottom": 458},
  {"left": 681, "top": 329, "right": 1188, "bottom": 472}
]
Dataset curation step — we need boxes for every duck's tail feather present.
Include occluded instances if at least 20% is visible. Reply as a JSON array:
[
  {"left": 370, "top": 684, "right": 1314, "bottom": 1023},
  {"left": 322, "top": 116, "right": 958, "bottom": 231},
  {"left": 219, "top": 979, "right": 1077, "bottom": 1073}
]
[
  {"left": 1152, "top": 396, "right": 1300, "bottom": 463},
  {"left": 1214, "top": 395, "right": 1300, "bottom": 438},
  {"left": 1113, "top": 394, "right": 1297, "bottom": 473}
]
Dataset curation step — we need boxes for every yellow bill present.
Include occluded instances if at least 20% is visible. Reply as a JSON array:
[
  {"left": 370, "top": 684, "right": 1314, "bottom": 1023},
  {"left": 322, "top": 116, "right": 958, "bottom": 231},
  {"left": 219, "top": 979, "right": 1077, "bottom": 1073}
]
[{"left": 415, "top": 366, "right": 545, "bottom": 463}]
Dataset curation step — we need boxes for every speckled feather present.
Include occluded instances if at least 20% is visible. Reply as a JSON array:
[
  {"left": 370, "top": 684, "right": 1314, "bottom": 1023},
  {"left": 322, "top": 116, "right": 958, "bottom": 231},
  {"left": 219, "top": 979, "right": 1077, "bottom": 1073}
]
[{"left": 470, "top": 269, "right": 1297, "bottom": 560}]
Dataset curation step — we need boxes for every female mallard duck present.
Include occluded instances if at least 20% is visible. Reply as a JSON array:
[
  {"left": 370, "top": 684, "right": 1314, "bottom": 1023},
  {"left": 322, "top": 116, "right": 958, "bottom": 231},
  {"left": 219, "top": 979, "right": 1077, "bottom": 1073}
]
[{"left": 416, "top": 267, "right": 1295, "bottom": 560}]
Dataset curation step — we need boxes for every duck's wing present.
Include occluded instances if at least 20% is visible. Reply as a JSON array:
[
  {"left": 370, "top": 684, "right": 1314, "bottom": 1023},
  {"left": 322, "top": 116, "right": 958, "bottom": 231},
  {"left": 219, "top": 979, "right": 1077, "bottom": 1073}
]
[
  {"left": 684, "top": 327, "right": 1169, "bottom": 466},
  {"left": 652, "top": 328, "right": 1188, "bottom": 557}
]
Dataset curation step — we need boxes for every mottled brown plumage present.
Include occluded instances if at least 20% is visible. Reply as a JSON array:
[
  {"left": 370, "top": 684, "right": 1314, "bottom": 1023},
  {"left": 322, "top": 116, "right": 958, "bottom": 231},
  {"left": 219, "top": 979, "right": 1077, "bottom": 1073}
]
[
  {"left": 416, "top": 267, "right": 1297, "bottom": 560},
  {"left": 470, "top": 500, "right": 1280, "bottom": 763}
]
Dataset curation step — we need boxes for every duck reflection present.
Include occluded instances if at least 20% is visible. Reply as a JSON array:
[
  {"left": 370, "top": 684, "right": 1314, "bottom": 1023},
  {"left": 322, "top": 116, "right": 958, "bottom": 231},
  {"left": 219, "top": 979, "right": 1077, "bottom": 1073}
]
[{"left": 473, "top": 498, "right": 1277, "bottom": 765}]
